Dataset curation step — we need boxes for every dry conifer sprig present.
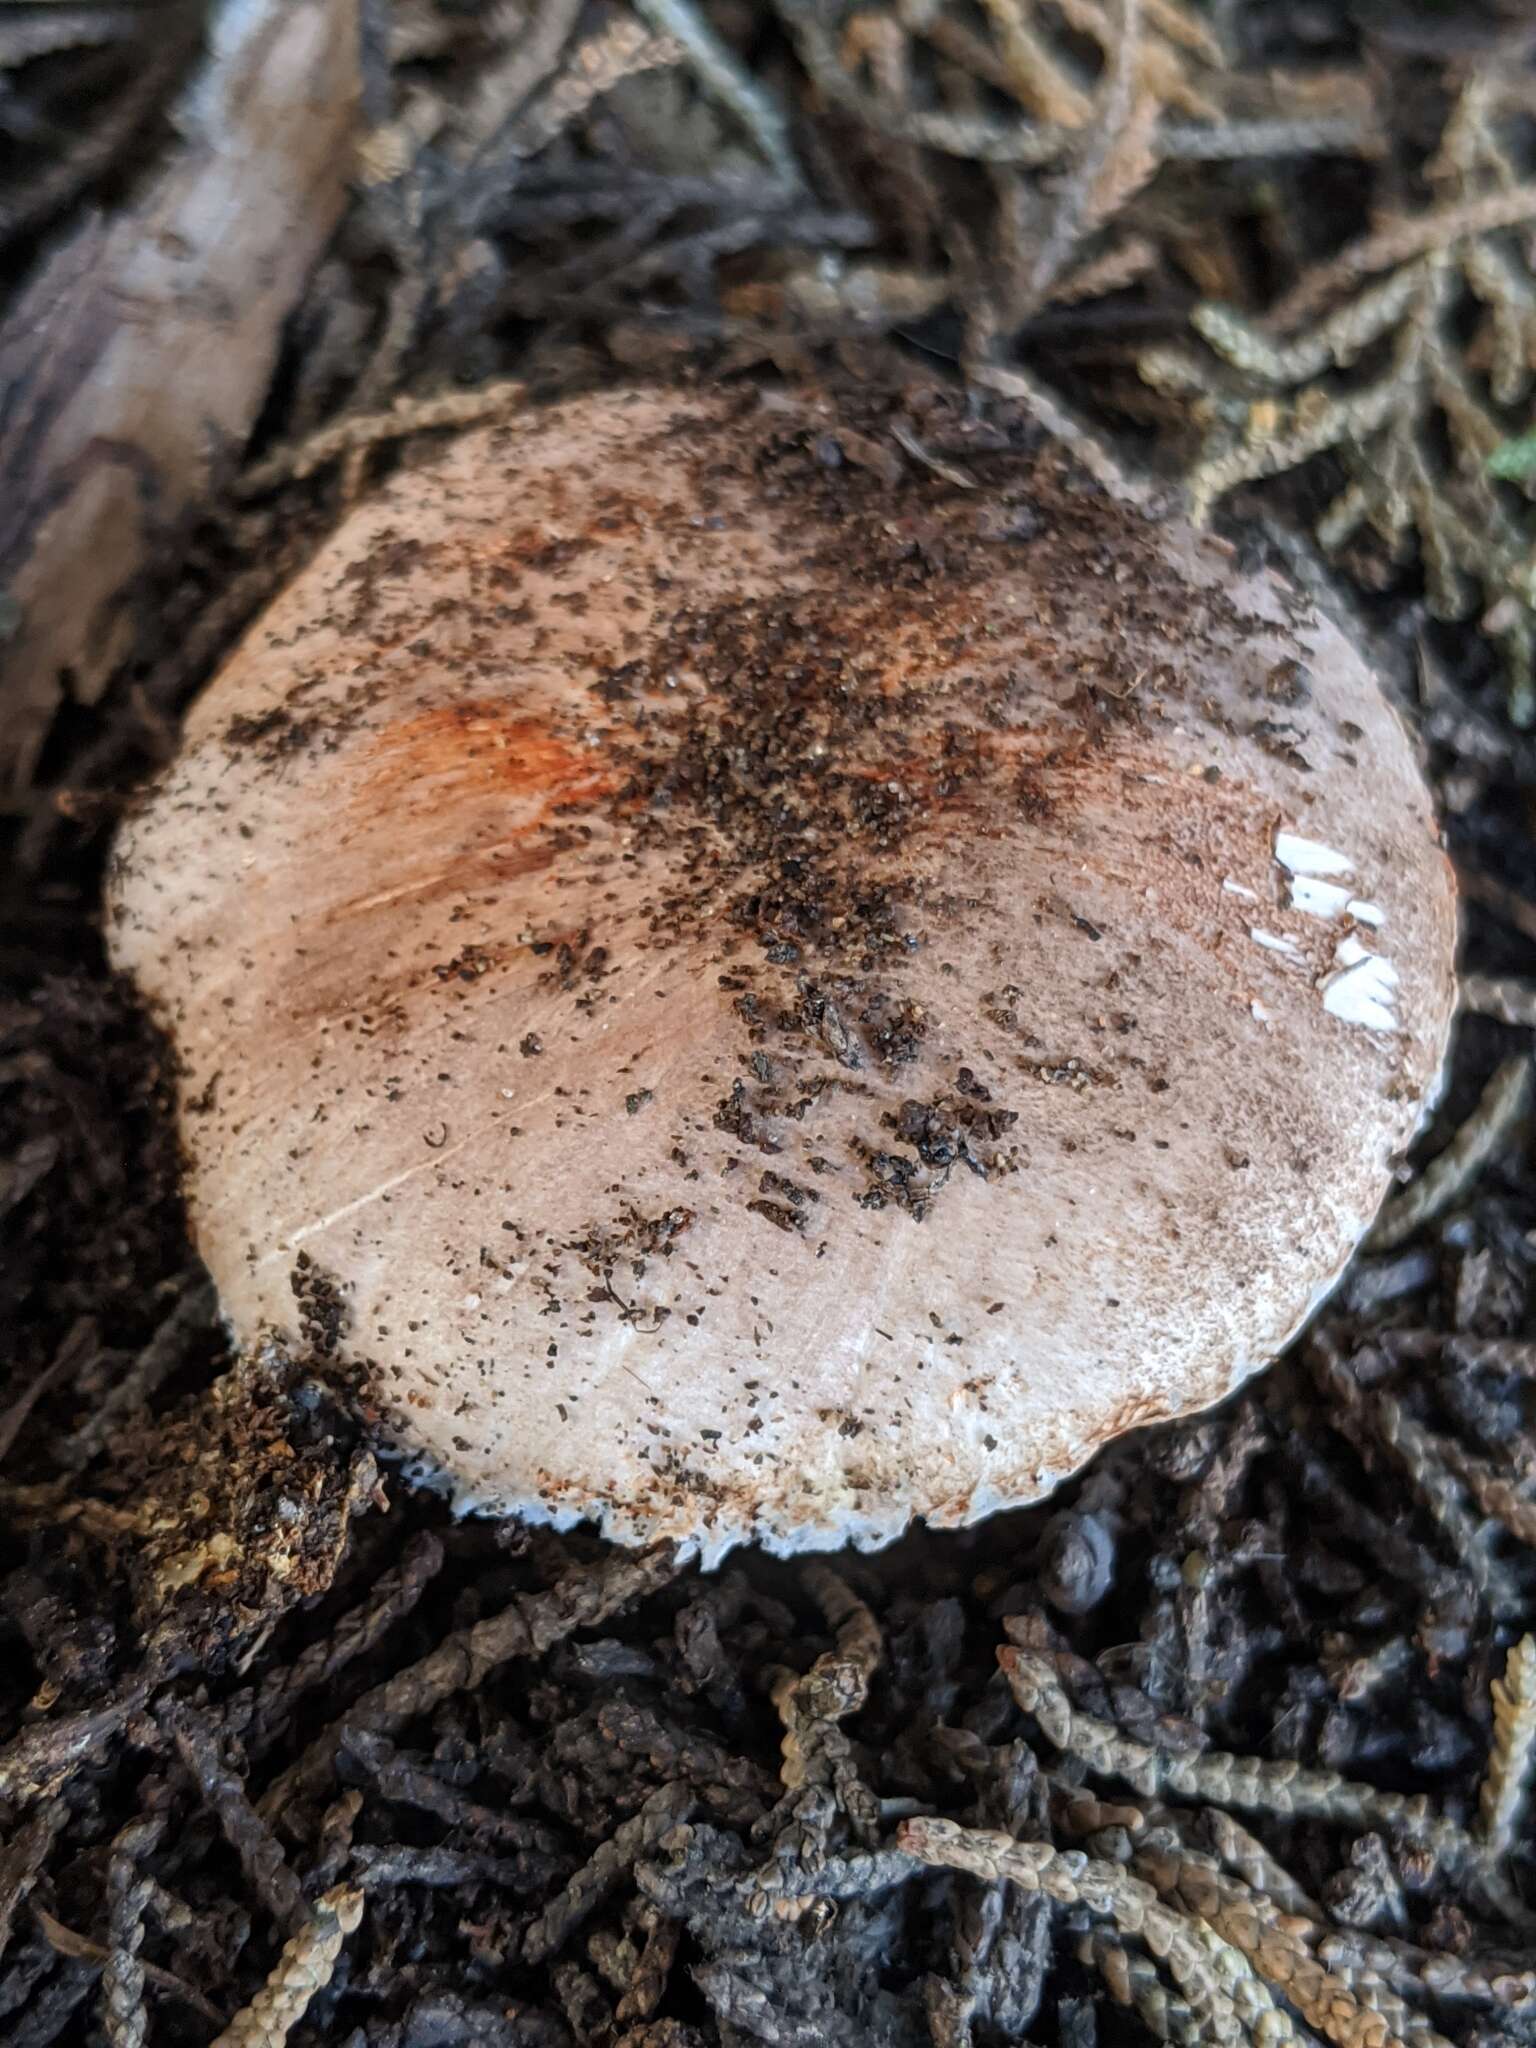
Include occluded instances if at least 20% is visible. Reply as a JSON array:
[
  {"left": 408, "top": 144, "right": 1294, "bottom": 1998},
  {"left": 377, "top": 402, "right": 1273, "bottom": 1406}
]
[
  {"left": 233, "top": 0, "right": 1398, "bottom": 515},
  {"left": 776, "top": 0, "right": 1368, "bottom": 167},
  {"left": 207, "top": 1884, "right": 362, "bottom": 2048},
  {"left": 1478, "top": 1635, "right": 1536, "bottom": 1858},
  {"left": 760, "top": 0, "right": 1376, "bottom": 373},
  {"left": 889, "top": 1616, "right": 1536, "bottom": 2048},
  {"left": 1143, "top": 64, "right": 1536, "bottom": 724}
]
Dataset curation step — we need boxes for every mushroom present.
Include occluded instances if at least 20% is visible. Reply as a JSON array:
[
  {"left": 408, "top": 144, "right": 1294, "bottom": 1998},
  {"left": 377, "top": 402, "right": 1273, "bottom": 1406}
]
[{"left": 108, "top": 383, "right": 1457, "bottom": 1563}]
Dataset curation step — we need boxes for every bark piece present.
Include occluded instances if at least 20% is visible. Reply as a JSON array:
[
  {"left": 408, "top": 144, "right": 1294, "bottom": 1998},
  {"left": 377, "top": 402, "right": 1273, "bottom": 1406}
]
[{"left": 0, "top": 0, "right": 360, "bottom": 790}]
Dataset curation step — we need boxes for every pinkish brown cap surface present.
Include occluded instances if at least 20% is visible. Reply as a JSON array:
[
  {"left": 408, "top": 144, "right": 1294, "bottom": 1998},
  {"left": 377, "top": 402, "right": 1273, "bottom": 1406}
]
[{"left": 108, "top": 382, "right": 1457, "bottom": 1563}]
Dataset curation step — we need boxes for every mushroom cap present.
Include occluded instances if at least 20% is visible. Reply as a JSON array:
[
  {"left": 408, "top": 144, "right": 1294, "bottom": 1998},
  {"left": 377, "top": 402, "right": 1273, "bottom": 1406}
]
[{"left": 108, "top": 383, "right": 1457, "bottom": 1562}]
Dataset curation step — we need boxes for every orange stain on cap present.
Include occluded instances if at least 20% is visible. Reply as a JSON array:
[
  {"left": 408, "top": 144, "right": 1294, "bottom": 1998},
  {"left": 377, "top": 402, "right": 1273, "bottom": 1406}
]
[
  {"left": 357, "top": 702, "right": 616, "bottom": 818},
  {"left": 314, "top": 703, "right": 621, "bottom": 932}
]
